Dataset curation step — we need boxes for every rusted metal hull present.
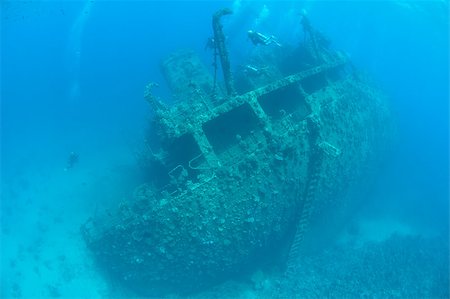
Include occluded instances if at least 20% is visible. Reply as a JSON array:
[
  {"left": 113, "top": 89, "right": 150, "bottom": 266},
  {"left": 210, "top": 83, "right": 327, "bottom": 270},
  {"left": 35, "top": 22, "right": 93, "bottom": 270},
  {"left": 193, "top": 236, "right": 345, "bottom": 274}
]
[{"left": 82, "top": 19, "right": 391, "bottom": 296}]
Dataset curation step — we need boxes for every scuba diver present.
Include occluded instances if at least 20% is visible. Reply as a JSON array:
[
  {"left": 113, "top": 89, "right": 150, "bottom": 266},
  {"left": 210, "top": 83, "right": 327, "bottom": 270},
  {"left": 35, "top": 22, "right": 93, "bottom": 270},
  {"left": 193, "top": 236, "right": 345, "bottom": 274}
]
[
  {"left": 243, "top": 64, "right": 269, "bottom": 76},
  {"left": 64, "top": 151, "right": 79, "bottom": 171},
  {"left": 204, "top": 37, "right": 216, "bottom": 51},
  {"left": 247, "top": 30, "right": 282, "bottom": 47},
  {"left": 300, "top": 10, "right": 313, "bottom": 36}
]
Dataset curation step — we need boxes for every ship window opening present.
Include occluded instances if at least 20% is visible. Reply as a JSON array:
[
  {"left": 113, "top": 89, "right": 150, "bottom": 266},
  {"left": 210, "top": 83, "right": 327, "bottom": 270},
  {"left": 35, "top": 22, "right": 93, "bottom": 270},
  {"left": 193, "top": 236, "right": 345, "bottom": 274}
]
[
  {"left": 301, "top": 72, "right": 328, "bottom": 94},
  {"left": 203, "top": 103, "right": 259, "bottom": 154},
  {"left": 165, "top": 134, "right": 202, "bottom": 180},
  {"left": 257, "top": 84, "right": 309, "bottom": 120},
  {"left": 327, "top": 65, "right": 345, "bottom": 82}
]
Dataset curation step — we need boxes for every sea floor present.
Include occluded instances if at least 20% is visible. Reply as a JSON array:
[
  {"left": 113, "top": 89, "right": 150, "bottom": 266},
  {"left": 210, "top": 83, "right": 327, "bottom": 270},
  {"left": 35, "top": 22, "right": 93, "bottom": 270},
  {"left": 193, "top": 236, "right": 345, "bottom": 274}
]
[
  {"left": 1, "top": 142, "right": 139, "bottom": 298},
  {"left": 1, "top": 149, "right": 448, "bottom": 298}
]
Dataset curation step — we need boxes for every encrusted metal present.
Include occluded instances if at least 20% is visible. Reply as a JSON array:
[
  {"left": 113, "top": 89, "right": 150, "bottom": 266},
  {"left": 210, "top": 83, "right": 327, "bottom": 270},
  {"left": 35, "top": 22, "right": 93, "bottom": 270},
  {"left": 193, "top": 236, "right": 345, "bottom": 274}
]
[{"left": 82, "top": 11, "right": 391, "bottom": 297}]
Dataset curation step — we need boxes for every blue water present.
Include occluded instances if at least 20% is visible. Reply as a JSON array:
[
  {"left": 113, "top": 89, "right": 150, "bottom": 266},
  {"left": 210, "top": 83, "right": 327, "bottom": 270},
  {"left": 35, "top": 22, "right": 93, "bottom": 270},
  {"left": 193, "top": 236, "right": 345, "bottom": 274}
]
[{"left": 1, "top": 1, "right": 448, "bottom": 298}]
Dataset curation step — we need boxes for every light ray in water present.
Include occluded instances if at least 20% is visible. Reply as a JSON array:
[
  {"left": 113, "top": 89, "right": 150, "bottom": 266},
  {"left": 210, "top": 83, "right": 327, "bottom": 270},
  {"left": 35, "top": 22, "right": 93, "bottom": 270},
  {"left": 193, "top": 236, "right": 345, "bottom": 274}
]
[{"left": 66, "top": 0, "right": 95, "bottom": 106}]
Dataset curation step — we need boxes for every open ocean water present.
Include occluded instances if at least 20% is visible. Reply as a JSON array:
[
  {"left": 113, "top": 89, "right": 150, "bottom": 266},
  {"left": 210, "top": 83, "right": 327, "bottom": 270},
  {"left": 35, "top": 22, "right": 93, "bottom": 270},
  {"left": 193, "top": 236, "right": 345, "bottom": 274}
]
[{"left": 1, "top": 1, "right": 449, "bottom": 298}]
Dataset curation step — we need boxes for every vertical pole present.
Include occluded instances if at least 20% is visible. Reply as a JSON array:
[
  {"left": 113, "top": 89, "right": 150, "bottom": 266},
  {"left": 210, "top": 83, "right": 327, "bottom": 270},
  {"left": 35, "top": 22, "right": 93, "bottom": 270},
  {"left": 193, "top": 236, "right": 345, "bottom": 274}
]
[{"left": 212, "top": 9, "right": 236, "bottom": 96}]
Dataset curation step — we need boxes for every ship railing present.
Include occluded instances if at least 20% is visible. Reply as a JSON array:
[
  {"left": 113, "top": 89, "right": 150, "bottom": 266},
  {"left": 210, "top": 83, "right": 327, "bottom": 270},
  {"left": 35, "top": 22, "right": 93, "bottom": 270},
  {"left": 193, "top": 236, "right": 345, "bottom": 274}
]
[
  {"left": 161, "top": 171, "right": 217, "bottom": 199},
  {"left": 188, "top": 153, "right": 210, "bottom": 170},
  {"left": 157, "top": 154, "right": 218, "bottom": 198}
]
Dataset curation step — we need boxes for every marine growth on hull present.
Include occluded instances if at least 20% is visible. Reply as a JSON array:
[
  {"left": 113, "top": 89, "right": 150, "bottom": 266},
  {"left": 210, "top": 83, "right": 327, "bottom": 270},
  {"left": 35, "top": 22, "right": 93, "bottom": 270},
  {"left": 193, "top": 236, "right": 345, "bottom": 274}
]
[{"left": 82, "top": 9, "right": 391, "bottom": 297}]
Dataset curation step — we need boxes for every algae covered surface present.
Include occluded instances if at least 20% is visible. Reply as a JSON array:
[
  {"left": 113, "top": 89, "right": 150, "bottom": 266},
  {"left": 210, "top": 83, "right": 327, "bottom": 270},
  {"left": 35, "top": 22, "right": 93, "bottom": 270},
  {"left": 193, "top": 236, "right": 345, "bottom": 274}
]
[{"left": 1, "top": 1, "right": 448, "bottom": 298}]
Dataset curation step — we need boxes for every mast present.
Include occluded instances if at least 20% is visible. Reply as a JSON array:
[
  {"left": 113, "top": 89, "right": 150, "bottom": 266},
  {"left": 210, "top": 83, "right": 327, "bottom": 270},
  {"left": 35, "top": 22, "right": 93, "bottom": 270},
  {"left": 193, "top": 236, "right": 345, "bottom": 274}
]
[{"left": 212, "top": 8, "right": 236, "bottom": 96}]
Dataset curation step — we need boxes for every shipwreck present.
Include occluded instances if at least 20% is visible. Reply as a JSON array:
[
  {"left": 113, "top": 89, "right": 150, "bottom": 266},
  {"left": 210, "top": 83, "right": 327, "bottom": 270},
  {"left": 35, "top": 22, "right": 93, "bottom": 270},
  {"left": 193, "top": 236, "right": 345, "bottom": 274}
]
[{"left": 82, "top": 9, "right": 391, "bottom": 296}]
